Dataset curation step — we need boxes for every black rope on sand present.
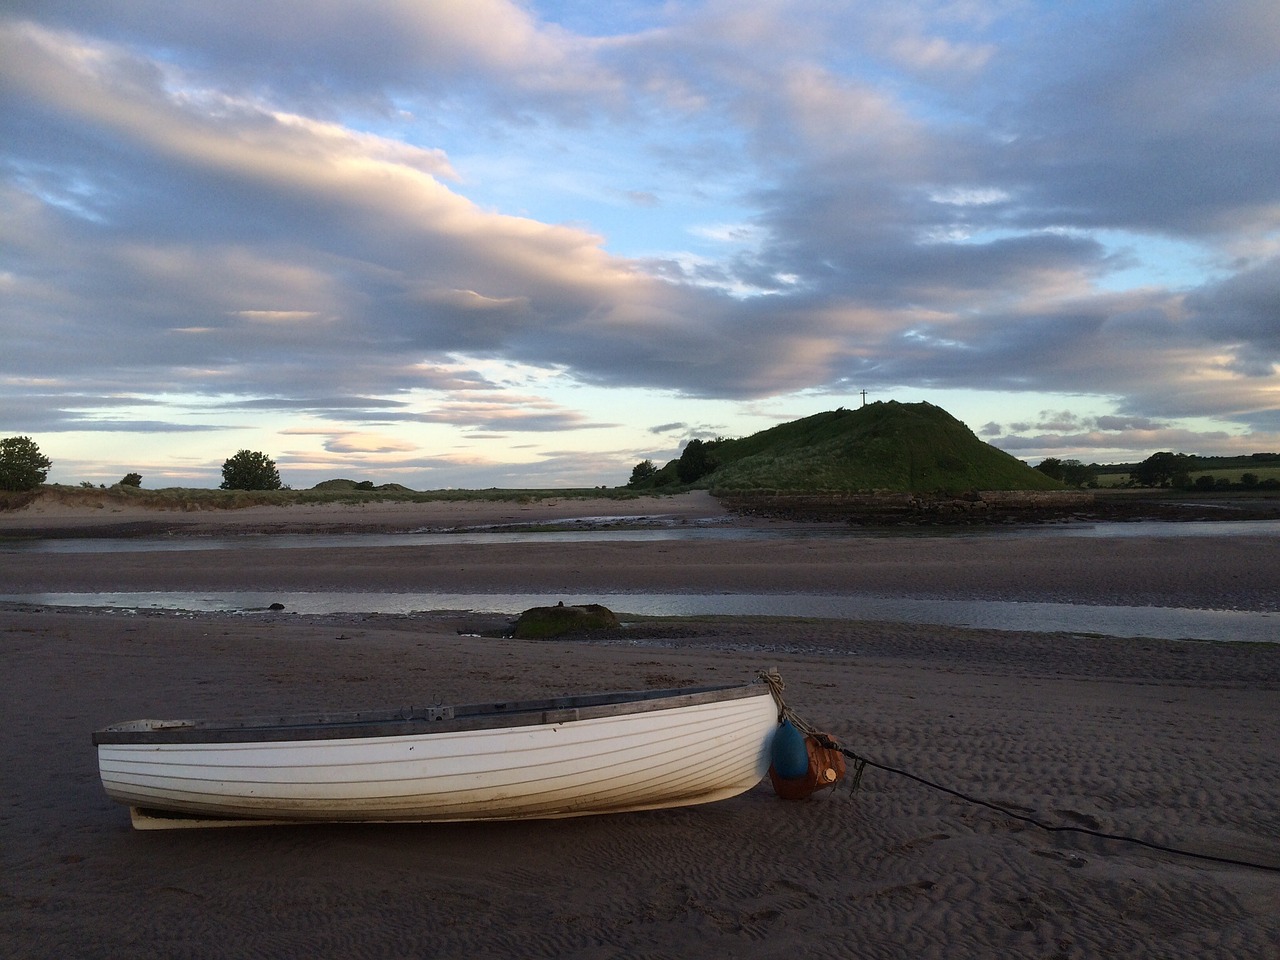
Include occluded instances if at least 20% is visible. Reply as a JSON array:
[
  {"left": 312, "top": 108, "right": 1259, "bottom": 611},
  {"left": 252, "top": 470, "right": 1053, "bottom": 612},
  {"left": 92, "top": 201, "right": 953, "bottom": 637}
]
[
  {"left": 837, "top": 746, "right": 1280, "bottom": 874},
  {"left": 755, "top": 671, "right": 1278, "bottom": 874}
]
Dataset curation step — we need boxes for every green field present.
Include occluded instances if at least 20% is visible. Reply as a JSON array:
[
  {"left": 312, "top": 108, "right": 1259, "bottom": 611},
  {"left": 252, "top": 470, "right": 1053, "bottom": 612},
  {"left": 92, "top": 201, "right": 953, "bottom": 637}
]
[
  {"left": 1094, "top": 462, "right": 1280, "bottom": 489},
  {"left": 1185, "top": 466, "right": 1280, "bottom": 484}
]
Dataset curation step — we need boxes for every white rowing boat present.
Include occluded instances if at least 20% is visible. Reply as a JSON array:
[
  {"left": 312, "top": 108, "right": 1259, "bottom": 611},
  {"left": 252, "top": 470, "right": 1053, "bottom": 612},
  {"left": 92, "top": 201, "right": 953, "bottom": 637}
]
[{"left": 93, "top": 681, "right": 780, "bottom": 829}]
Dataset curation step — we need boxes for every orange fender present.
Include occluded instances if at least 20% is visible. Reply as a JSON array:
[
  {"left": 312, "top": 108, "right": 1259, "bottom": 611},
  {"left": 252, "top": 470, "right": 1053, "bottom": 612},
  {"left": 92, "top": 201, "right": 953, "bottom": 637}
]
[{"left": 769, "top": 734, "right": 847, "bottom": 800}]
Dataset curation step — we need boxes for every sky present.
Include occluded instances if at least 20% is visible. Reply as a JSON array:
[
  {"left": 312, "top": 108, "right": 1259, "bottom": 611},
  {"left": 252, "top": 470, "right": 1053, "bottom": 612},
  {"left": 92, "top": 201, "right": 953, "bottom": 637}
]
[{"left": 2, "top": 1, "right": 1279, "bottom": 489}]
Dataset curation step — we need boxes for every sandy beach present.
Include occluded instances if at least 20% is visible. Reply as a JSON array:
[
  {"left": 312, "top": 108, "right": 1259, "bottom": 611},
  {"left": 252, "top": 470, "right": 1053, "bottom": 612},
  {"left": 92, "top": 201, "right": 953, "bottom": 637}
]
[
  {"left": 0, "top": 490, "right": 737, "bottom": 537},
  {"left": 2, "top": 493, "right": 1278, "bottom": 959}
]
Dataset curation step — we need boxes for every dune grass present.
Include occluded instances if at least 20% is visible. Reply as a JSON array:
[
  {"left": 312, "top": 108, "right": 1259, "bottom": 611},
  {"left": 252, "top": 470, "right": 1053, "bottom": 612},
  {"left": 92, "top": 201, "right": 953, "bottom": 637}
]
[{"left": 2, "top": 484, "right": 651, "bottom": 513}]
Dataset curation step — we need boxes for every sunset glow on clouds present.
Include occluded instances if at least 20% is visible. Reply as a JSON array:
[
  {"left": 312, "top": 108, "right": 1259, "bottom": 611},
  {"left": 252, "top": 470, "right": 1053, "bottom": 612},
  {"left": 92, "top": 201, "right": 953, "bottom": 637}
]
[{"left": 2, "top": 2, "right": 1279, "bottom": 487}]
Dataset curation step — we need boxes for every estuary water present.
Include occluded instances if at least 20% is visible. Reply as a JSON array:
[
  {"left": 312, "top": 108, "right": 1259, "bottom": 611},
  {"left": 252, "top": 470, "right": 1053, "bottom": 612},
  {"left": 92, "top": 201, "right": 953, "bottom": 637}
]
[
  {"left": 3, "top": 518, "right": 1277, "bottom": 643},
  {"left": 1, "top": 589, "right": 1275, "bottom": 643},
  {"left": 6, "top": 516, "right": 1280, "bottom": 554}
]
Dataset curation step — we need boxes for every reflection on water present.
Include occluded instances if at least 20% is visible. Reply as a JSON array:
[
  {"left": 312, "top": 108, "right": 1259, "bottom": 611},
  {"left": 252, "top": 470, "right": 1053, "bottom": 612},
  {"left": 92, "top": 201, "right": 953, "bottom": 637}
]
[
  {"left": 4, "top": 519, "right": 1275, "bottom": 642},
  {"left": 5, "top": 518, "right": 1280, "bottom": 554},
  {"left": 1, "top": 590, "right": 1274, "bottom": 643},
  {"left": 3, "top": 525, "right": 776, "bottom": 553}
]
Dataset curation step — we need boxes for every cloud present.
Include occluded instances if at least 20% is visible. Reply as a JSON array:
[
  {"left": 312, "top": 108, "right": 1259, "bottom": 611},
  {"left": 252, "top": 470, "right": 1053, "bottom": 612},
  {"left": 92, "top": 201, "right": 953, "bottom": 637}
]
[
  {"left": 0, "top": 20, "right": 653, "bottom": 395},
  {"left": 888, "top": 34, "right": 994, "bottom": 74},
  {"left": 980, "top": 404, "right": 1280, "bottom": 462},
  {"left": 2, "top": 1, "right": 1279, "bottom": 478},
  {"left": 320, "top": 432, "right": 418, "bottom": 455},
  {"left": 992, "top": 2, "right": 1280, "bottom": 237},
  {"left": 225, "top": 397, "right": 411, "bottom": 412},
  {"left": 3, "top": 1, "right": 616, "bottom": 110},
  {"left": 413, "top": 395, "right": 616, "bottom": 434},
  {"left": 0, "top": 391, "right": 227, "bottom": 433},
  {"left": 1184, "top": 255, "right": 1280, "bottom": 371}
]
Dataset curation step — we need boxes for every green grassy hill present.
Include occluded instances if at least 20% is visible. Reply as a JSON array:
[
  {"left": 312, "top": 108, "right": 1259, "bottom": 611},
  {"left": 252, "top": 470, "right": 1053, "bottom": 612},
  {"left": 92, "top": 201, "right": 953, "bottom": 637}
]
[
  {"left": 637, "top": 401, "right": 1063, "bottom": 494},
  {"left": 311, "top": 479, "right": 417, "bottom": 493}
]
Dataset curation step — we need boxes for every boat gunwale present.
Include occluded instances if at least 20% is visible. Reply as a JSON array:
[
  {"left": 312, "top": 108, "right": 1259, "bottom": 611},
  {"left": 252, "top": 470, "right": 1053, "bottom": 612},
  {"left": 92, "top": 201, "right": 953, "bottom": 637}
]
[{"left": 93, "top": 681, "right": 771, "bottom": 745}]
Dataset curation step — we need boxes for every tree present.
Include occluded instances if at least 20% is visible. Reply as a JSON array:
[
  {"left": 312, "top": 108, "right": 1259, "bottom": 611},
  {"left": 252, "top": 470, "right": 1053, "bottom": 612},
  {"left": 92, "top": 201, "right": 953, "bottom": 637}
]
[
  {"left": 1131, "top": 451, "right": 1193, "bottom": 488},
  {"left": 1035, "top": 457, "right": 1097, "bottom": 488},
  {"left": 220, "top": 450, "right": 282, "bottom": 490},
  {"left": 0, "top": 436, "right": 53, "bottom": 491},
  {"left": 676, "top": 439, "right": 716, "bottom": 483},
  {"left": 119, "top": 472, "right": 143, "bottom": 487},
  {"left": 1035, "top": 457, "right": 1062, "bottom": 478},
  {"left": 628, "top": 459, "right": 657, "bottom": 487}
]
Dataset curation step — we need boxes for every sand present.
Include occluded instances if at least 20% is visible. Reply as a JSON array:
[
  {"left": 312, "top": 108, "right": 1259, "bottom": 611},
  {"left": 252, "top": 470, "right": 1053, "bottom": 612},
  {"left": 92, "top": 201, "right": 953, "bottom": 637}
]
[
  {"left": 2, "top": 494, "right": 1278, "bottom": 959},
  {"left": 0, "top": 490, "right": 734, "bottom": 537}
]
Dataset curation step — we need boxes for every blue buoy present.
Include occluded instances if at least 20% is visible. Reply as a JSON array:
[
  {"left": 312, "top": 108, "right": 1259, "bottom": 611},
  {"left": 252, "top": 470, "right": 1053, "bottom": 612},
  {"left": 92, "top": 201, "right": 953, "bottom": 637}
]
[{"left": 771, "top": 718, "right": 809, "bottom": 780}]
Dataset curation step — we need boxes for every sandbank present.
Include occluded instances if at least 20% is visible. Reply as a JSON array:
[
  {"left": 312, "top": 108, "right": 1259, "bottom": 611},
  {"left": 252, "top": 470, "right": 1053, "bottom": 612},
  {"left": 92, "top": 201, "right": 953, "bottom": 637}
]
[
  {"left": 2, "top": 494, "right": 1278, "bottom": 958},
  {"left": 0, "top": 490, "right": 733, "bottom": 537},
  {"left": 4, "top": 607, "right": 1278, "bottom": 959}
]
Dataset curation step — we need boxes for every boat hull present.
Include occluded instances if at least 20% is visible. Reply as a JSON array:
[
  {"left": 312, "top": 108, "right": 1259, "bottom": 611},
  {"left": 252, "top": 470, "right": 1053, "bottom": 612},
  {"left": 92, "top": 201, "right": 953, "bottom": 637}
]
[{"left": 95, "top": 684, "right": 779, "bottom": 828}]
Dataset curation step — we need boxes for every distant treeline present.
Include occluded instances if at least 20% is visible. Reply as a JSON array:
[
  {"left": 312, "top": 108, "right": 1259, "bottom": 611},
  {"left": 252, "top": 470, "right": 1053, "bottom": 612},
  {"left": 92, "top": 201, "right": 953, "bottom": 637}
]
[
  {"left": 1095, "top": 452, "right": 1280, "bottom": 475},
  {"left": 1095, "top": 451, "right": 1280, "bottom": 490}
]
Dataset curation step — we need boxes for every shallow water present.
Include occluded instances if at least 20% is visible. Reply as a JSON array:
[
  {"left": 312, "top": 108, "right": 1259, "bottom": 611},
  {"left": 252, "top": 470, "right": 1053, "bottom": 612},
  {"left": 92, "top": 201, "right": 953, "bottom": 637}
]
[
  {"left": 5, "top": 519, "right": 1276, "bottom": 642},
  {"left": 6, "top": 517, "right": 1280, "bottom": 554},
  {"left": 3, "top": 590, "right": 1274, "bottom": 643}
]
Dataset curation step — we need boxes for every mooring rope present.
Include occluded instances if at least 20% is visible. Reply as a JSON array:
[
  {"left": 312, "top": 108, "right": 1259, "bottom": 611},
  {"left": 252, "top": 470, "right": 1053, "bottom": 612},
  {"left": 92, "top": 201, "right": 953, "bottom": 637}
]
[
  {"left": 835, "top": 746, "right": 1280, "bottom": 874},
  {"left": 758, "top": 669, "right": 797, "bottom": 725},
  {"left": 757, "top": 671, "right": 1280, "bottom": 874}
]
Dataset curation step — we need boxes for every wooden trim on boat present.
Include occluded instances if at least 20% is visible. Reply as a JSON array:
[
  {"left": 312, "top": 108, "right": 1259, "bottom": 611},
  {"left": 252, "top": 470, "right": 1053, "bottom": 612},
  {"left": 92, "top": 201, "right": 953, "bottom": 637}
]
[{"left": 93, "top": 681, "right": 769, "bottom": 745}]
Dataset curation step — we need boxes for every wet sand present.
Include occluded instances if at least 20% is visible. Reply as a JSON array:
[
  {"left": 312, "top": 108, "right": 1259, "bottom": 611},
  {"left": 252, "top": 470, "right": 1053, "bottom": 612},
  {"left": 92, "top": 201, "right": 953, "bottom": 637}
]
[{"left": 2, "top": 494, "right": 1278, "bottom": 958}]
